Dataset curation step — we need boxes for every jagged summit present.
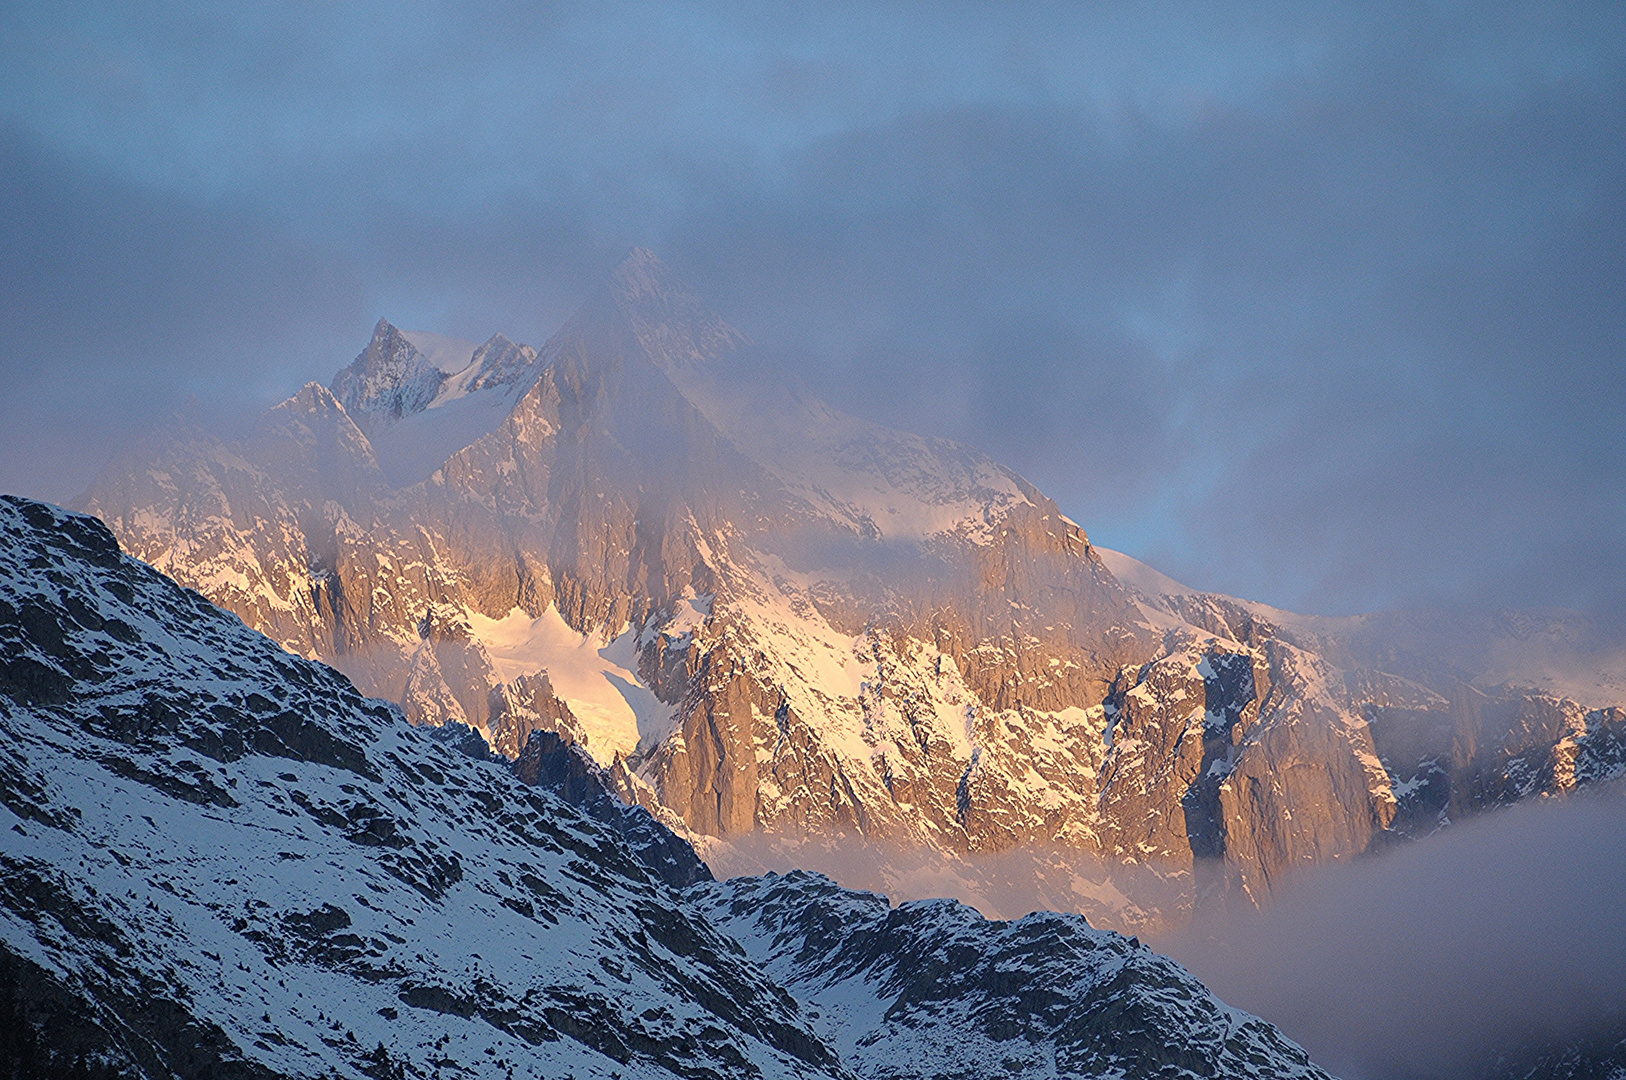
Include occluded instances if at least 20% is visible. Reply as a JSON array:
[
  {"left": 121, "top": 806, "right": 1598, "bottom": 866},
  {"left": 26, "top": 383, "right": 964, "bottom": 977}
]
[
  {"left": 277, "top": 380, "right": 348, "bottom": 416},
  {"left": 323, "top": 322, "right": 547, "bottom": 487},
  {"left": 434, "top": 332, "right": 542, "bottom": 401},
  {"left": 75, "top": 249, "right": 1626, "bottom": 937},
  {"left": 329, "top": 317, "right": 446, "bottom": 427},
  {"left": 330, "top": 320, "right": 543, "bottom": 428}
]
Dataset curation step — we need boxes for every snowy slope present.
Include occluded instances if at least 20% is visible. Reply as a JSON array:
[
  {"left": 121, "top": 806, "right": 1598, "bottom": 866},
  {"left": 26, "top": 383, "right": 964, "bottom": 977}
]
[
  {"left": 468, "top": 605, "right": 672, "bottom": 760},
  {"left": 1095, "top": 547, "right": 1200, "bottom": 601},
  {"left": 0, "top": 496, "right": 1339, "bottom": 1079},
  {"left": 588, "top": 249, "right": 1041, "bottom": 545},
  {"left": 691, "top": 872, "right": 1332, "bottom": 1080},
  {"left": 0, "top": 497, "right": 848, "bottom": 1080}
]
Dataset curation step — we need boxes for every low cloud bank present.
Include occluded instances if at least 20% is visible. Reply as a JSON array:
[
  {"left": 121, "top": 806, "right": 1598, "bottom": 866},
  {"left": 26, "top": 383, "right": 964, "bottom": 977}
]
[
  {"left": 701, "top": 831, "right": 1194, "bottom": 934},
  {"left": 705, "top": 792, "right": 1626, "bottom": 1078},
  {"left": 1153, "top": 790, "right": 1626, "bottom": 1080}
]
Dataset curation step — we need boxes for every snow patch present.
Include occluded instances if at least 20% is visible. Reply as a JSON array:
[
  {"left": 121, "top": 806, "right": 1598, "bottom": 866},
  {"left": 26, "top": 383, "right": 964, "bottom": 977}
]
[{"left": 467, "top": 606, "right": 671, "bottom": 763}]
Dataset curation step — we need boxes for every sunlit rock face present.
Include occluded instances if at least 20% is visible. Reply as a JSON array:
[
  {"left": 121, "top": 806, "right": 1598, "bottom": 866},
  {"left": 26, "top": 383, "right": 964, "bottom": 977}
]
[
  {"left": 0, "top": 495, "right": 1335, "bottom": 1080},
  {"left": 77, "top": 250, "right": 1626, "bottom": 929}
]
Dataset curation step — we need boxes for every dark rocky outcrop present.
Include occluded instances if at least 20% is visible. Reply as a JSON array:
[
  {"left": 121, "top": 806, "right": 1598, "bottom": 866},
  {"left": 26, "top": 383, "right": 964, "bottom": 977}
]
[
  {"left": 514, "top": 729, "right": 713, "bottom": 890},
  {"left": 692, "top": 871, "right": 1332, "bottom": 1080}
]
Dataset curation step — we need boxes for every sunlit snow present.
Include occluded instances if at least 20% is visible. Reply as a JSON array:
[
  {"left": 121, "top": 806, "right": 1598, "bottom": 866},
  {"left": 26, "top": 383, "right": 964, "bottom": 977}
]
[{"left": 468, "top": 605, "right": 670, "bottom": 762}]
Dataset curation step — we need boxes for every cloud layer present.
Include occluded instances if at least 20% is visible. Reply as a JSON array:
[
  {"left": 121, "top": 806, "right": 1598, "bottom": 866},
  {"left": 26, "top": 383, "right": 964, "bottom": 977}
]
[
  {"left": 1, "top": 1, "right": 1622, "bottom": 618},
  {"left": 1154, "top": 790, "right": 1626, "bottom": 1080}
]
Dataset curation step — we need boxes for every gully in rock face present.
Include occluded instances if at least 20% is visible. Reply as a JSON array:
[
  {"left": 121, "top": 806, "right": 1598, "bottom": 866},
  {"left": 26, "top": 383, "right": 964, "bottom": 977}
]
[{"left": 75, "top": 251, "right": 1626, "bottom": 938}]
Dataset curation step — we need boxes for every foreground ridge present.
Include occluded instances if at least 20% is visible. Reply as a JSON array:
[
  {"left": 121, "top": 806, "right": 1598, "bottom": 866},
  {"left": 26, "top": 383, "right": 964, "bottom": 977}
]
[
  {"left": 0, "top": 496, "right": 1331, "bottom": 1079},
  {"left": 692, "top": 872, "right": 1330, "bottom": 1080}
]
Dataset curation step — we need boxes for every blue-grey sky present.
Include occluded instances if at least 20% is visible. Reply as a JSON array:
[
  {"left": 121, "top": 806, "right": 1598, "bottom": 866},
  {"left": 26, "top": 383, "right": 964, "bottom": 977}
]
[{"left": 2, "top": 1, "right": 1622, "bottom": 618}]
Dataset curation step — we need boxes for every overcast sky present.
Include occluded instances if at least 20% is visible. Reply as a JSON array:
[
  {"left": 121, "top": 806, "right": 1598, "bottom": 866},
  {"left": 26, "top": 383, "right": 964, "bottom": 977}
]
[{"left": 2, "top": 1, "right": 1622, "bottom": 618}]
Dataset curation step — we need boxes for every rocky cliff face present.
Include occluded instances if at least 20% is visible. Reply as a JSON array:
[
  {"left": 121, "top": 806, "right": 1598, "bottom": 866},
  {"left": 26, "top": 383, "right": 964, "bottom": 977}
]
[
  {"left": 0, "top": 496, "right": 1333, "bottom": 1080},
  {"left": 74, "top": 250, "right": 1626, "bottom": 931},
  {"left": 1102, "top": 556, "right": 1626, "bottom": 913}
]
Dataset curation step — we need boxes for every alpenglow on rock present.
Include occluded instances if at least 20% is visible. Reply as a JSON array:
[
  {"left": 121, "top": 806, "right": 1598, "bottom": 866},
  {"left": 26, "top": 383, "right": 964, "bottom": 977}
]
[
  {"left": 76, "top": 249, "right": 1626, "bottom": 930},
  {"left": 0, "top": 496, "right": 1334, "bottom": 1079}
]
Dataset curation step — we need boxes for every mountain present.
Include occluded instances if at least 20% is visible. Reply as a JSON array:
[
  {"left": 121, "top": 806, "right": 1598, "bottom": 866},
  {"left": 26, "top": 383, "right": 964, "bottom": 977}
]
[
  {"left": 1097, "top": 549, "right": 1626, "bottom": 894},
  {"left": 0, "top": 495, "right": 1332, "bottom": 1079},
  {"left": 75, "top": 249, "right": 1626, "bottom": 931},
  {"left": 331, "top": 319, "right": 448, "bottom": 427},
  {"left": 690, "top": 872, "right": 1327, "bottom": 1080},
  {"left": 335, "top": 322, "right": 546, "bottom": 488}
]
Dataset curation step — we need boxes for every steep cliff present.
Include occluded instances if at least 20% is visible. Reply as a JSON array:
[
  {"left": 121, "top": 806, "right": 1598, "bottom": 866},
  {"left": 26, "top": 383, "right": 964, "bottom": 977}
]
[
  {"left": 0, "top": 496, "right": 1334, "bottom": 1080},
  {"left": 75, "top": 250, "right": 1626, "bottom": 930}
]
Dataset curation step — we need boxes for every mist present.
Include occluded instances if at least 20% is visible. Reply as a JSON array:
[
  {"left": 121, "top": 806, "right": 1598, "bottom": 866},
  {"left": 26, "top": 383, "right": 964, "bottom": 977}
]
[
  {"left": 704, "top": 792, "right": 1626, "bottom": 1078},
  {"left": 1153, "top": 790, "right": 1626, "bottom": 1080},
  {"left": 2, "top": 2, "right": 1624, "bottom": 621},
  {"left": 701, "top": 830, "right": 1197, "bottom": 935}
]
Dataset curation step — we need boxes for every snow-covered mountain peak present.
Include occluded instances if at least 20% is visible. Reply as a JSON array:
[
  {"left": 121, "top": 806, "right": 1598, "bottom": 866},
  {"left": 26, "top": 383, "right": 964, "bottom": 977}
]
[
  {"left": 432, "top": 332, "right": 542, "bottom": 405},
  {"left": 272, "top": 380, "right": 351, "bottom": 421},
  {"left": 325, "top": 322, "right": 545, "bottom": 487},
  {"left": 329, "top": 318, "right": 446, "bottom": 430}
]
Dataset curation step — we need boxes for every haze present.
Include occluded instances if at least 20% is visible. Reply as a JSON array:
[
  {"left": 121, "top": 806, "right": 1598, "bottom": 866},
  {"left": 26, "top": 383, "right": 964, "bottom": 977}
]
[
  {"left": 1156, "top": 790, "right": 1626, "bottom": 1080},
  {"left": 1, "top": 4, "right": 1622, "bottom": 611}
]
